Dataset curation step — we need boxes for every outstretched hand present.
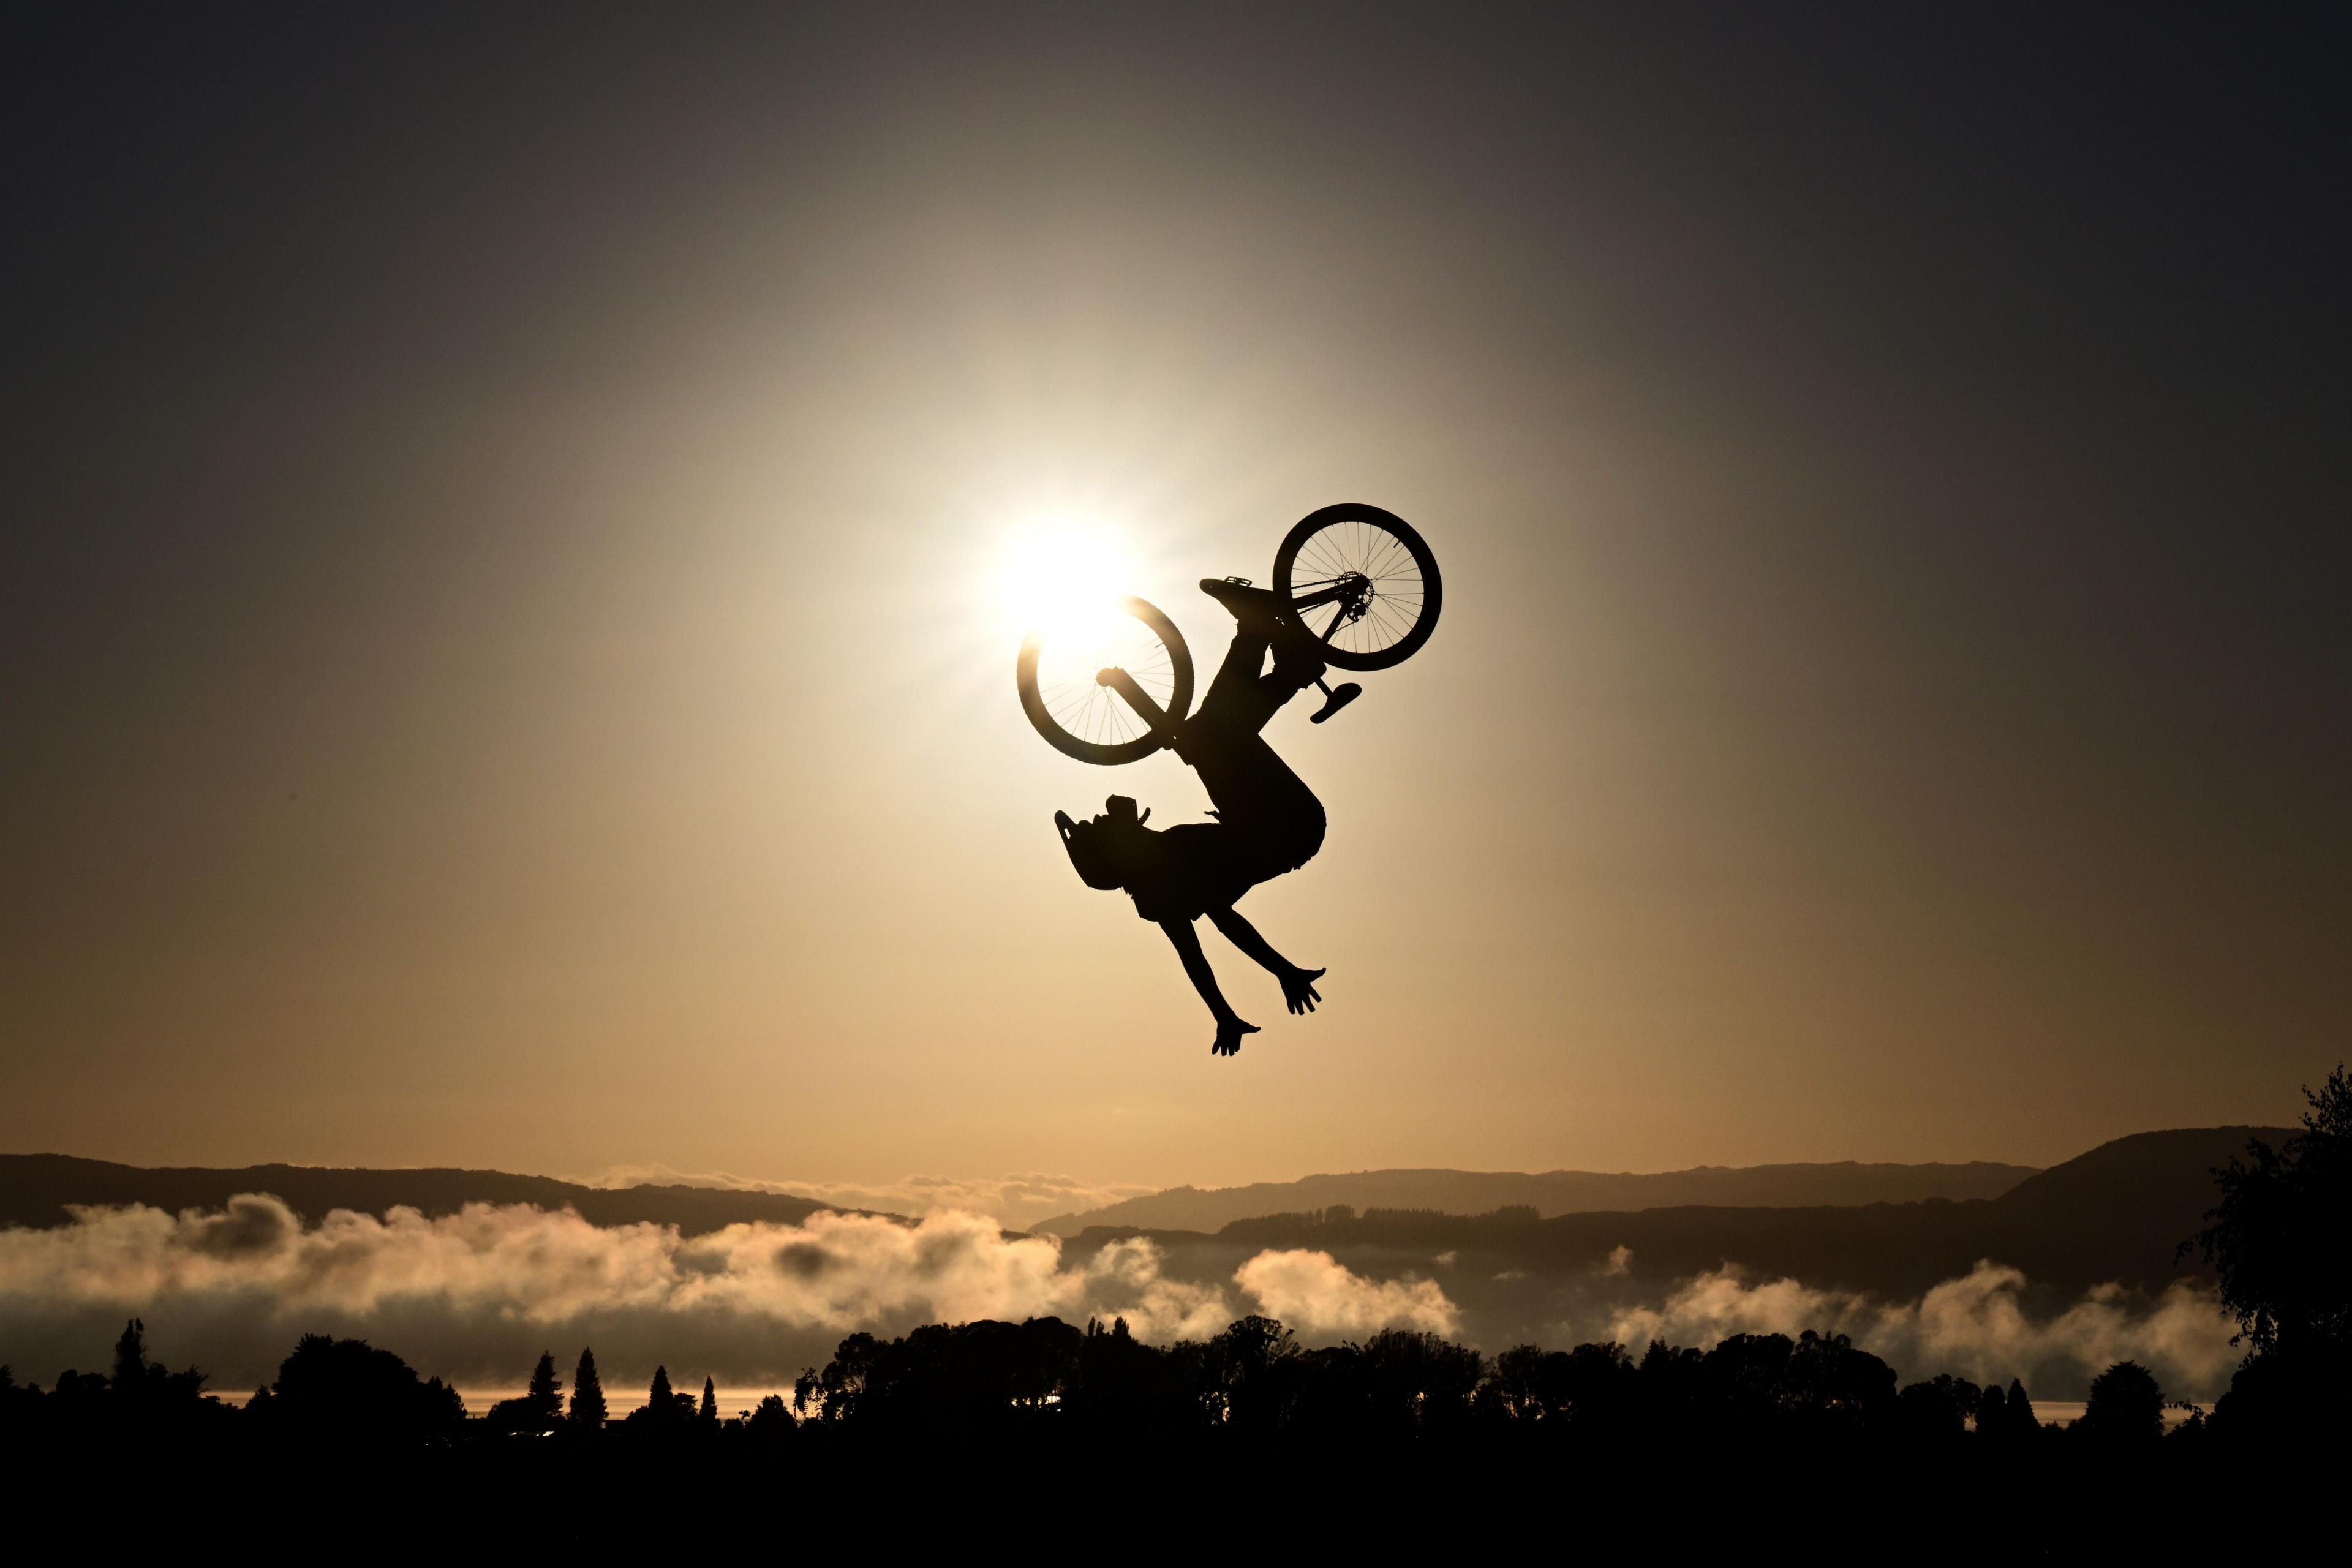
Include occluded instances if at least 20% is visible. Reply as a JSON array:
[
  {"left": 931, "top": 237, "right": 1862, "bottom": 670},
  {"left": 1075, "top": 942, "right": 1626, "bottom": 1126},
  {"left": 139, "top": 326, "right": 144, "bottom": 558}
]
[
  {"left": 1281, "top": 965, "right": 1326, "bottom": 1016},
  {"left": 1212, "top": 1016, "right": 1261, "bottom": 1057}
]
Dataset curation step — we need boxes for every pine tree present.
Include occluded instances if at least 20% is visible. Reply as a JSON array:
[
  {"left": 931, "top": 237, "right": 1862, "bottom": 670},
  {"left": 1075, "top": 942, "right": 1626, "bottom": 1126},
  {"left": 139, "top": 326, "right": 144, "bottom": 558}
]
[
  {"left": 648, "top": 1364, "right": 675, "bottom": 1420},
  {"left": 569, "top": 1348, "right": 607, "bottom": 1429},
  {"left": 526, "top": 1350, "right": 562, "bottom": 1425},
  {"left": 699, "top": 1376, "right": 718, "bottom": 1425}
]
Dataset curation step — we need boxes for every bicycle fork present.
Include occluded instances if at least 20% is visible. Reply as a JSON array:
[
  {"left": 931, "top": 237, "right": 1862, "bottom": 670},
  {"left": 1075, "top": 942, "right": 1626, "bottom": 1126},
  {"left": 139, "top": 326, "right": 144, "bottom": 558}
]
[{"left": 1096, "top": 667, "right": 1185, "bottom": 745}]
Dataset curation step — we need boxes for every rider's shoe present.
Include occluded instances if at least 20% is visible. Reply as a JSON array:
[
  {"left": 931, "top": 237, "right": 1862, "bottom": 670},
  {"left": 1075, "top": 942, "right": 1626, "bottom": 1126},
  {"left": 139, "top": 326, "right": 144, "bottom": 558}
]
[
  {"left": 1198, "top": 576, "right": 1289, "bottom": 634},
  {"left": 1202, "top": 576, "right": 1329, "bottom": 686}
]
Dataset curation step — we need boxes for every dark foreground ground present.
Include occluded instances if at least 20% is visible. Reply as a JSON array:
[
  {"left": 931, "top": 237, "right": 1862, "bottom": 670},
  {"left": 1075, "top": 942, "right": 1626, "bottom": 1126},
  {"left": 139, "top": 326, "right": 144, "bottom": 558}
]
[
  {"left": 9, "top": 1310, "right": 2343, "bottom": 1556},
  {"left": 8, "top": 1418, "right": 2336, "bottom": 1556}
]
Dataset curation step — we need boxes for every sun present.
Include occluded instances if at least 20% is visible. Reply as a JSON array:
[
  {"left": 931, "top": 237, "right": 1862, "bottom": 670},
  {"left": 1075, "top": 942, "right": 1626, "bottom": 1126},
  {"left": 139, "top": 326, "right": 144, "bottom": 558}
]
[{"left": 998, "top": 526, "right": 1135, "bottom": 639}]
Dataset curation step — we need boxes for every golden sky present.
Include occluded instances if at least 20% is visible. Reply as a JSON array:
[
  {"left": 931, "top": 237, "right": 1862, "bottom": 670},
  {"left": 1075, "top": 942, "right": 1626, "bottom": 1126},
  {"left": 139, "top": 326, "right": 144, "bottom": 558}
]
[{"left": 3, "top": 8, "right": 2343, "bottom": 1191}]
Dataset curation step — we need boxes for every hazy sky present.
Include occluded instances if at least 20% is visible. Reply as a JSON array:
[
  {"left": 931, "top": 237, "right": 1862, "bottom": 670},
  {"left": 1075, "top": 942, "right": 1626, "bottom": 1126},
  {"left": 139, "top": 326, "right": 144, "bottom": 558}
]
[{"left": 4, "top": 5, "right": 2345, "bottom": 1193}]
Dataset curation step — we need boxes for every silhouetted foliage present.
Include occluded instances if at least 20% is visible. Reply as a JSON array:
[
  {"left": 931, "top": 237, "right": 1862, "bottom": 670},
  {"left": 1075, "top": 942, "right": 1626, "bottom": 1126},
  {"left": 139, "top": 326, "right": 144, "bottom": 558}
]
[
  {"left": 2194, "top": 1065, "right": 2352, "bottom": 1358},
  {"left": 568, "top": 1348, "right": 606, "bottom": 1429},
  {"left": 96, "top": 1317, "right": 213, "bottom": 1421},
  {"left": 2078, "top": 1362, "right": 2164, "bottom": 1444},
  {"left": 625, "top": 1363, "right": 697, "bottom": 1431},
  {"left": 258, "top": 1334, "right": 465, "bottom": 1445},
  {"left": 745, "top": 1393, "right": 794, "bottom": 1447},
  {"left": 2190, "top": 1065, "right": 2352, "bottom": 1446},
  {"left": 487, "top": 1349, "right": 566, "bottom": 1434}
]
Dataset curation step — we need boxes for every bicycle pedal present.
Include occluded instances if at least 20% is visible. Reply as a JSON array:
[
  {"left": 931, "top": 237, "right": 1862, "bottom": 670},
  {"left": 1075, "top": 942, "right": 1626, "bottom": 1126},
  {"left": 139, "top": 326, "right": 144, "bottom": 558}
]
[
  {"left": 1224, "top": 575, "right": 1253, "bottom": 586},
  {"left": 1310, "top": 682, "right": 1362, "bottom": 724}
]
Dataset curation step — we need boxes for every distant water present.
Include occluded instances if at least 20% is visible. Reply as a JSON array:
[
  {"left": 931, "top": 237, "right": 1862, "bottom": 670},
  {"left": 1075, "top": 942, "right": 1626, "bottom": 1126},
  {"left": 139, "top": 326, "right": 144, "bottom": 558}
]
[
  {"left": 208, "top": 1385, "right": 805, "bottom": 1417},
  {"left": 205, "top": 1390, "right": 2202, "bottom": 1425},
  {"left": 2012, "top": 1401, "right": 2199, "bottom": 1428}
]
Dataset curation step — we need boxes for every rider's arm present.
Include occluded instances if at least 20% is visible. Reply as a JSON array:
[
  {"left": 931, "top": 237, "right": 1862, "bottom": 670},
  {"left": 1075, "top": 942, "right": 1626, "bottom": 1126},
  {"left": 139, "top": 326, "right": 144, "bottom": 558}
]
[
  {"left": 1160, "top": 918, "right": 1258, "bottom": 1054},
  {"left": 1207, "top": 905, "right": 1326, "bottom": 1016},
  {"left": 1206, "top": 906, "right": 1294, "bottom": 975}
]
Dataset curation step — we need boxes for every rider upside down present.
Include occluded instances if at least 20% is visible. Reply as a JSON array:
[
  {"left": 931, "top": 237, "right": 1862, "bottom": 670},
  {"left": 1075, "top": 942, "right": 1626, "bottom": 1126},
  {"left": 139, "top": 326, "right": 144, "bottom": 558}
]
[{"left": 1056, "top": 579, "right": 1330, "bottom": 1056}]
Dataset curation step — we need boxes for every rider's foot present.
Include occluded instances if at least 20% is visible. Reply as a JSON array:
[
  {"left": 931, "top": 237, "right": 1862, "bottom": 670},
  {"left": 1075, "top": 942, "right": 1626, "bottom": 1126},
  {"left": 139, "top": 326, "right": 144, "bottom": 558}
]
[{"left": 1198, "top": 576, "right": 1289, "bottom": 635}]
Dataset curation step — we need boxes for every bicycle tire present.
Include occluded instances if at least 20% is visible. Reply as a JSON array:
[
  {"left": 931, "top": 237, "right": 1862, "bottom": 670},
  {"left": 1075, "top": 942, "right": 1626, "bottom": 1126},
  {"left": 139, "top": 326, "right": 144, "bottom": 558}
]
[
  {"left": 1016, "top": 595, "right": 1195, "bottom": 765},
  {"left": 1272, "top": 503, "right": 1442, "bottom": 671}
]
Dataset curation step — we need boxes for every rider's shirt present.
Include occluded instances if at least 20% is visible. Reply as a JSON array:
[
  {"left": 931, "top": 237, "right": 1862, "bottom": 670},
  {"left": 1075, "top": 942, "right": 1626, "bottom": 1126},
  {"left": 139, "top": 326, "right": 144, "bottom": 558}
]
[
  {"left": 1123, "top": 722, "right": 1328, "bottom": 923},
  {"left": 1126, "top": 823, "right": 1257, "bottom": 923}
]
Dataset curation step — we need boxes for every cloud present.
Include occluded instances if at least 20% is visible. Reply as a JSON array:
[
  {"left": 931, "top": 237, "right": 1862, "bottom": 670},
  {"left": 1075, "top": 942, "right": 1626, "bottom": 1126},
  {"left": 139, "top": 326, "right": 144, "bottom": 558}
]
[
  {"left": 568, "top": 1168, "right": 1157, "bottom": 1231},
  {"left": 1597, "top": 1259, "right": 2237, "bottom": 1400},
  {"left": 0, "top": 1195, "right": 1212, "bottom": 1389},
  {"left": 1232, "top": 1250, "right": 1460, "bottom": 1338},
  {"left": 0, "top": 1199, "right": 2237, "bottom": 1404}
]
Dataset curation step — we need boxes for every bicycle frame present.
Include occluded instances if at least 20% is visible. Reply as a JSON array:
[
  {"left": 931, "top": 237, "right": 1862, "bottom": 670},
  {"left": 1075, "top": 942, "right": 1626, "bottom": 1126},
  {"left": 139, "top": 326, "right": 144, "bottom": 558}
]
[
  {"left": 1281, "top": 573, "right": 1375, "bottom": 644},
  {"left": 1092, "top": 571, "right": 1371, "bottom": 736}
]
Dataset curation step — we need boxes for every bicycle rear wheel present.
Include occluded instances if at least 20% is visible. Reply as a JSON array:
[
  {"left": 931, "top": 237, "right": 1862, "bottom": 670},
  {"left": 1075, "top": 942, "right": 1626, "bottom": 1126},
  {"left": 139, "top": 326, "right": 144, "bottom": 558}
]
[
  {"left": 1016, "top": 595, "right": 1195, "bottom": 765},
  {"left": 1272, "top": 503, "right": 1442, "bottom": 671}
]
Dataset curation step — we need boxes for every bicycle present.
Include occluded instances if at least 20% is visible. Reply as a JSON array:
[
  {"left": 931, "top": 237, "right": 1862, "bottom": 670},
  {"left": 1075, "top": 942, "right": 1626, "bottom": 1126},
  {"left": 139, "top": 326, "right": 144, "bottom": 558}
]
[{"left": 1016, "top": 502, "right": 1442, "bottom": 764}]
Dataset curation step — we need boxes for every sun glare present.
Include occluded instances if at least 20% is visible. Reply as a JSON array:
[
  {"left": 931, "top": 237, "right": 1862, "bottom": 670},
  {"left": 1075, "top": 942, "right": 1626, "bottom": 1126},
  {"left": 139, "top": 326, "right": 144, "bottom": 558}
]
[{"left": 1000, "top": 527, "right": 1135, "bottom": 639}]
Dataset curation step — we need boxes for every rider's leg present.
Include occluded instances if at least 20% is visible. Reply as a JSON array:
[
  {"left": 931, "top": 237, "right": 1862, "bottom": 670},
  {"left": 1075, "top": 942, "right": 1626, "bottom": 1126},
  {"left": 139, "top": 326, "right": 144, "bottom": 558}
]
[
  {"left": 1196, "top": 628, "right": 1273, "bottom": 729},
  {"left": 1196, "top": 579, "right": 1326, "bottom": 737},
  {"left": 1188, "top": 731, "right": 1329, "bottom": 875}
]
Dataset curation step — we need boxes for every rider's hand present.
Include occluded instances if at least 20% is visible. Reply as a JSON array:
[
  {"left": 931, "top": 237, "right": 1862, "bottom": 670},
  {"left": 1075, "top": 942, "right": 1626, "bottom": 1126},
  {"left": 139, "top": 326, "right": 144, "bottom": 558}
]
[
  {"left": 1281, "top": 966, "right": 1326, "bottom": 1016},
  {"left": 1212, "top": 1016, "right": 1261, "bottom": 1057}
]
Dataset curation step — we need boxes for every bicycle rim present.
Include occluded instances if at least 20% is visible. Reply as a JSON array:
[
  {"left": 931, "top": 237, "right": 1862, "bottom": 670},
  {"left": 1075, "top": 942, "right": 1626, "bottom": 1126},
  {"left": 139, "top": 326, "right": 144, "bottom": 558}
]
[
  {"left": 1272, "top": 503, "right": 1442, "bottom": 671},
  {"left": 1016, "top": 595, "right": 1195, "bottom": 765}
]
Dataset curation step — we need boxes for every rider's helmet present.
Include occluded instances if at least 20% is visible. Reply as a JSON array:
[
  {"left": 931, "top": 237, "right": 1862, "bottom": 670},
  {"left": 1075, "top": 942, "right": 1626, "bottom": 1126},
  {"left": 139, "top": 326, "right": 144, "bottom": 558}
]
[{"left": 1056, "top": 796, "right": 1150, "bottom": 890}]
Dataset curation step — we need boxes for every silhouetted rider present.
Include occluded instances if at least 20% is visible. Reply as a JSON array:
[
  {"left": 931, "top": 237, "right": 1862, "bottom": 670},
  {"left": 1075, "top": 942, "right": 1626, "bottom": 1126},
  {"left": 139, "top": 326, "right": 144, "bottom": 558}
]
[{"left": 1056, "top": 580, "right": 1329, "bottom": 1056}]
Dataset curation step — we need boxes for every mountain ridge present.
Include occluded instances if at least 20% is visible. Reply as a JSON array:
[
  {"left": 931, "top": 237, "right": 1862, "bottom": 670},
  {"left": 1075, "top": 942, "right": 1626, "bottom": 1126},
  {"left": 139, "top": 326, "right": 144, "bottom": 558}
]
[
  {"left": 1029, "top": 1158, "right": 2044, "bottom": 1237},
  {"left": 1048, "top": 1126, "right": 2296, "bottom": 1299},
  {"left": 0, "top": 1153, "right": 868, "bottom": 1237}
]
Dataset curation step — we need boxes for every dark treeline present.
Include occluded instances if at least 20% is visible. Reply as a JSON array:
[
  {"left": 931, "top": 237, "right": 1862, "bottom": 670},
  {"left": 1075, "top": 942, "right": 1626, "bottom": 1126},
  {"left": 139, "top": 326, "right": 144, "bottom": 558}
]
[
  {"left": 0, "top": 1309, "right": 2295, "bottom": 1457},
  {"left": 0, "top": 1308, "right": 2334, "bottom": 1553}
]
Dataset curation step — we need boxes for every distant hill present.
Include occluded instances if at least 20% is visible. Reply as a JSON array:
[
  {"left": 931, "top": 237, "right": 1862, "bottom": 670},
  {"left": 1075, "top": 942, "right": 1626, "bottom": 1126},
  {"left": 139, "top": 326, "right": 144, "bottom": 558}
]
[
  {"left": 0, "top": 1154, "right": 861, "bottom": 1237},
  {"left": 1054, "top": 1126, "right": 2296, "bottom": 1300},
  {"left": 1031, "top": 1159, "right": 2043, "bottom": 1237}
]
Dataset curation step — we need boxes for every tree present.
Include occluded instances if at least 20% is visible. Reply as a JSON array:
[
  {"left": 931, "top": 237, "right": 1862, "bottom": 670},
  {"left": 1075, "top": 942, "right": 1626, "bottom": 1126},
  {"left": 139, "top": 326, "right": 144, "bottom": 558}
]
[
  {"left": 1895, "top": 1382, "right": 1958, "bottom": 1439},
  {"left": 699, "top": 1376, "right": 718, "bottom": 1426},
  {"left": 2077, "top": 1361, "right": 2163, "bottom": 1443},
  {"left": 2192, "top": 1066, "right": 2352, "bottom": 1443},
  {"left": 1481, "top": 1344, "right": 1556, "bottom": 1421},
  {"left": 2005, "top": 1378, "right": 2035, "bottom": 1433},
  {"left": 262, "top": 1334, "right": 467, "bottom": 1444},
  {"left": 1976, "top": 1381, "right": 2005, "bottom": 1430},
  {"left": 796, "top": 1333, "right": 881, "bottom": 1422},
  {"left": 111, "top": 1319, "right": 148, "bottom": 1392},
  {"left": 489, "top": 1349, "right": 568, "bottom": 1433},
  {"left": 569, "top": 1348, "right": 607, "bottom": 1429},
  {"left": 1200, "top": 1316, "right": 1300, "bottom": 1432},
  {"left": 745, "top": 1393, "right": 794, "bottom": 1444},
  {"left": 628, "top": 1364, "right": 695, "bottom": 1427},
  {"left": 2192, "top": 1064, "right": 2352, "bottom": 1359},
  {"left": 1356, "top": 1329, "right": 1483, "bottom": 1431},
  {"left": 527, "top": 1351, "right": 562, "bottom": 1426}
]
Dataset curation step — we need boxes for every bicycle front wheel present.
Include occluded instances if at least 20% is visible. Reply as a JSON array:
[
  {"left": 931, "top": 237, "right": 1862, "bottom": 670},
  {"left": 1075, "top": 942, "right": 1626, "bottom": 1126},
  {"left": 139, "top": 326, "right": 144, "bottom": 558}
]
[
  {"left": 1016, "top": 595, "right": 1196, "bottom": 765},
  {"left": 1272, "top": 503, "right": 1442, "bottom": 671}
]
